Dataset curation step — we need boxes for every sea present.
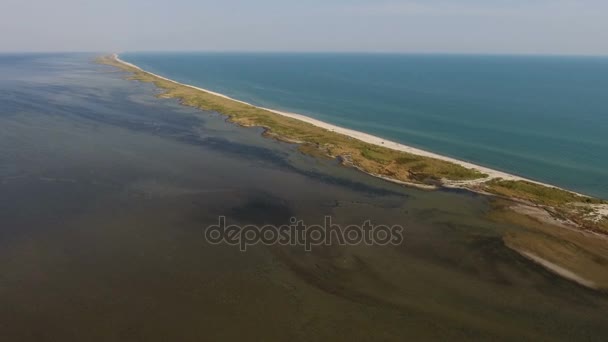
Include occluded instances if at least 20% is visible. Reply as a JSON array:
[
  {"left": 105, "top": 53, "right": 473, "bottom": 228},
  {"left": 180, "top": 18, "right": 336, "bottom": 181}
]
[
  {"left": 2, "top": 53, "right": 608, "bottom": 340},
  {"left": 122, "top": 52, "right": 608, "bottom": 198}
]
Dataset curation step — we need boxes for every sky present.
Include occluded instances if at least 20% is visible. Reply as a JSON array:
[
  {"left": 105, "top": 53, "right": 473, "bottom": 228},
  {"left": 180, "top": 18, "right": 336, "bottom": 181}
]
[{"left": 1, "top": 0, "right": 607, "bottom": 55}]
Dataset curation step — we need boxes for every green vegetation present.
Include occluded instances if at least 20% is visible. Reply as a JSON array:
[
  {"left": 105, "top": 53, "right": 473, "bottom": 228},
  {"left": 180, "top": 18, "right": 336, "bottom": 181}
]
[
  {"left": 483, "top": 179, "right": 603, "bottom": 207},
  {"left": 98, "top": 55, "right": 608, "bottom": 232},
  {"left": 484, "top": 180, "right": 608, "bottom": 233},
  {"left": 97, "top": 55, "right": 486, "bottom": 185}
]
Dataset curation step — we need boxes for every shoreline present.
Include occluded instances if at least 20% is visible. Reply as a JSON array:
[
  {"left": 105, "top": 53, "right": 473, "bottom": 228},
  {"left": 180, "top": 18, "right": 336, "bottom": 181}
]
[
  {"left": 516, "top": 249, "right": 597, "bottom": 289},
  {"left": 102, "top": 53, "right": 608, "bottom": 289},
  {"left": 112, "top": 54, "right": 582, "bottom": 197}
]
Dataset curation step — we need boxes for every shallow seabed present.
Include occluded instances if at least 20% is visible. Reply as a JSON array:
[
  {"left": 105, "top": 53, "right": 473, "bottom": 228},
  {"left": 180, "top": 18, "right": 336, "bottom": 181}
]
[{"left": 0, "top": 54, "right": 607, "bottom": 341}]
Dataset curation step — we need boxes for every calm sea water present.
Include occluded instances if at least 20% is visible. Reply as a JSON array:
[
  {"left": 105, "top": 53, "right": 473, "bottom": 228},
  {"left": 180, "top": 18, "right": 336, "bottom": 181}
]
[
  {"left": 3, "top": 53, "right": 608, "bottom": 340},
  {"left": 122, "top": 52, "right": 608, "bottom": 198}
]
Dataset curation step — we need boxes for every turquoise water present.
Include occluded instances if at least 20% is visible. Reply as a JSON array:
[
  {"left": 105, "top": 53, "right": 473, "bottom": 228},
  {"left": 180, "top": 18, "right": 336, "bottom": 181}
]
[{"left": 121, "top": 53, "right": 608, "bottom": 198}]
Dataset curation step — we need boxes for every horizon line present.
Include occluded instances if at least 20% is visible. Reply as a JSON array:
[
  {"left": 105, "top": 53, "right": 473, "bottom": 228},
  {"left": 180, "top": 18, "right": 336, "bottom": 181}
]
[{"left": 2, "top": 50, "right": 608, "bottom": 58}]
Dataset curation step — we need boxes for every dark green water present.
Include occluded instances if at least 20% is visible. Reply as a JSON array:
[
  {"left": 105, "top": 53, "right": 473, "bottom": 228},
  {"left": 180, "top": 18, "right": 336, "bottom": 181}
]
[
  {"left": 122, "top": 52, "right": 608, "bottom": 198},
  {"left": 1, "top": 54, "right": 607, "bottom": 341}
]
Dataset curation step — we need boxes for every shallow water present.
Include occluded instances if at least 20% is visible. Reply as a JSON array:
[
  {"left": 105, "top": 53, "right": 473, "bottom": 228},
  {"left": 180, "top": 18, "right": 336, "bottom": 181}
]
[
  {"left": 1, "top": 54, "right": 607, "bottom": 341},
  {"left": 122, "top": 52, "right": 608, "bottom": 198}
]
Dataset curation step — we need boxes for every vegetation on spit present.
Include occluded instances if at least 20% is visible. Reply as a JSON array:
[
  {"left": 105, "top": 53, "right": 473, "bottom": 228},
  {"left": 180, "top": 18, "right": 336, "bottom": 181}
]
[{"left": 97, "top": 55, "right": 607, "bottom": 233}]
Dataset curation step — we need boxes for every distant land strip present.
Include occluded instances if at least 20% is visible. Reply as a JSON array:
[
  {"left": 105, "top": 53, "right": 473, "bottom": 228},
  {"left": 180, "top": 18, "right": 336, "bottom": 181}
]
[{"left": 97, "top": 54, "right": 608, "bottom": 234}]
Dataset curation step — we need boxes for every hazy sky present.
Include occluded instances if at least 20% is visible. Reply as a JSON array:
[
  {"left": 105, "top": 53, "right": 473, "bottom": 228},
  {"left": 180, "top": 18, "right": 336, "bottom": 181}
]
[{"left": 2, "top": 0, "right": 607, "bottom": 55}]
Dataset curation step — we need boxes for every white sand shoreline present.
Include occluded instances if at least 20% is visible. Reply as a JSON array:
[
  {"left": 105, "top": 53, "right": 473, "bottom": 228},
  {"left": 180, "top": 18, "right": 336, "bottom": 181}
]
[{"left": 112, "top": 54, "right": 585, "bottom": 196}]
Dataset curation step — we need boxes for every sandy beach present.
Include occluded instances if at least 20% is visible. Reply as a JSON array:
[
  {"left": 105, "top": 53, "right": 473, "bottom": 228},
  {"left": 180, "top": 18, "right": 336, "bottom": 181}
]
[{"left": 112, "top": 54, "right": 582, "bottom": 196}]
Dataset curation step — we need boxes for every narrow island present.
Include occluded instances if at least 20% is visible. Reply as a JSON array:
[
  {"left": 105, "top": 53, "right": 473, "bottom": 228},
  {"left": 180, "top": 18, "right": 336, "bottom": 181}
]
[{"left": 98, "top": 54, "right": 608, "bottom": 289}]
